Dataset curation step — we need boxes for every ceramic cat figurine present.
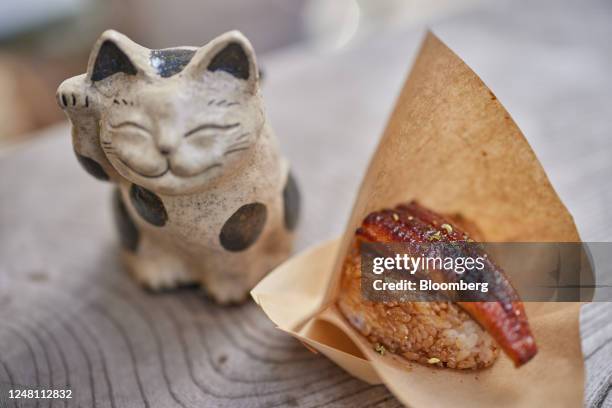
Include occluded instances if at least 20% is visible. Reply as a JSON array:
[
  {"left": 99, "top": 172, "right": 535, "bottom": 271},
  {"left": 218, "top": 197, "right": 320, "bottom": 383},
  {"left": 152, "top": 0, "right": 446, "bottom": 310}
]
[{"left": 57, "top": 30, "right": 299, "bottom": 303}]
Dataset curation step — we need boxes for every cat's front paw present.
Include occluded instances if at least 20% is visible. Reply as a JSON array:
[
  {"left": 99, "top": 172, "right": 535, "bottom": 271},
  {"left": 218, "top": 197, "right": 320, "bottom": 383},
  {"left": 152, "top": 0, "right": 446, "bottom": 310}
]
[
  {"left": 203, "top": 277, "right": 252, "bottom": 305},
  {"left": 122, "top": 249, "right": 196, "bottom": 291}
]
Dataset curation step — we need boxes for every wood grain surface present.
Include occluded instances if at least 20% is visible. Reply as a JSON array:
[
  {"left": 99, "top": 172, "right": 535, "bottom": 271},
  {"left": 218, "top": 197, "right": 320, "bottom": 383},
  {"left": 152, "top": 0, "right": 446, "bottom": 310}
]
[{"left": 1, "top": 0, "right": 612, "bottom": 406}]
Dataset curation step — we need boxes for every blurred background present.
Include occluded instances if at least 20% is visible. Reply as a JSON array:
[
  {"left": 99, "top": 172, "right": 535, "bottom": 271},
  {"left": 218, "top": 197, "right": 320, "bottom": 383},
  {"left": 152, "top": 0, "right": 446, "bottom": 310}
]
[
  {"left": 0, "top": 0, "right": 477, "bottom": 147},
  {"left": 1, "top": 2, "right": 612, "bottom": 406}
]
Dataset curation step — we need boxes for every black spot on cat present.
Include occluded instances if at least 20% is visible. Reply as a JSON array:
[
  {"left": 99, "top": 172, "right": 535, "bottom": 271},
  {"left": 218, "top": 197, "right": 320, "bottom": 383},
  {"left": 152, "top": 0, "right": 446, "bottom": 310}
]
[
  {"left": 74, "top": 150, "right": 109, "bottom": 181},
  {"left": 150, "top": 48, "right": 196, "bottom": 78},
  {"left": 91, "top": 40, "right": 137, "bottom": 81},
  {"left": 129, "top": 184, "right": 168, "bottom": 227},
  {"left": 208, "top": 43, "right": 250, "bottom": 80},
  {"left": 283, "top": 171, "right": 300, "bottom": 231},
  {"left": 113, "top": 188, "right": 139, "bottom": 251},
  {"left": 219, "top": 203, "right": 267, "bottom": 251}
]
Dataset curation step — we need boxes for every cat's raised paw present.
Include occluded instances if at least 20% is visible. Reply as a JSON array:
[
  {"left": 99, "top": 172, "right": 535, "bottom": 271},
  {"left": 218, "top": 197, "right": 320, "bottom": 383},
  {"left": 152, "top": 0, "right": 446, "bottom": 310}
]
[{"left": 56, "top": 75, "right": 95, "bottom": 112}]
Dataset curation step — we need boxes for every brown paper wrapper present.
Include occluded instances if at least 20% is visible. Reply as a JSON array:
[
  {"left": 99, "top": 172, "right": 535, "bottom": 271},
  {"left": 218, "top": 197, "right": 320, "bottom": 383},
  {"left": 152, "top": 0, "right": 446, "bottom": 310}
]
[{"left": 252, "top": 31, "right": 584, "bottom": 407}]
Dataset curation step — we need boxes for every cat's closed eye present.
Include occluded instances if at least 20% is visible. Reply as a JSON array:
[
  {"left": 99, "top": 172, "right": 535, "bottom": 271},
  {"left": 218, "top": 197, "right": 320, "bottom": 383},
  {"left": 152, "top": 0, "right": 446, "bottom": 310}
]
[
  {"left": 110, "top": 121, "right": 152, "bottom": 134},
  {"left": 184, "top": 122, "right": 240, "bottom": 138}
]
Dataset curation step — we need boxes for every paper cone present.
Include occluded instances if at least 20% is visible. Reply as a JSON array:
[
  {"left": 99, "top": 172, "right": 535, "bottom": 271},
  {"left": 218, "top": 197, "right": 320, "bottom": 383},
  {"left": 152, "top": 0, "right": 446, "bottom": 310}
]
[{"left": 252, "top": 31, "right": 584, "bottom": 407}]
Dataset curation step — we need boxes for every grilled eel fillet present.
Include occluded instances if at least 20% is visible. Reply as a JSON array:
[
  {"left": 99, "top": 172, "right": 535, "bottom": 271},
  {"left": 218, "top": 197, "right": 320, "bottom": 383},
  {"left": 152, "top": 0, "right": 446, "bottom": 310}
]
[{"left": 345, "top": 201, "right": 537, "bottom": 367}]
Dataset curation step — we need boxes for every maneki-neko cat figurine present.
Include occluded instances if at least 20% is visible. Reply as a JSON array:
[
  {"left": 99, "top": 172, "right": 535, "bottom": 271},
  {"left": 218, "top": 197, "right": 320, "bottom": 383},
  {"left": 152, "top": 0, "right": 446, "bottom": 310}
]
[{"left": 57, "top": 30, "right": 299, "bottom": 303}]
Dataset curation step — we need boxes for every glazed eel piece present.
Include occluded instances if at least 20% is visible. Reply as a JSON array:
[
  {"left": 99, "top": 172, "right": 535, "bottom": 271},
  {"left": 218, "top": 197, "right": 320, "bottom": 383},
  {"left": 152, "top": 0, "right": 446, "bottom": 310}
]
[{"left": 356, "top": 201, "right": 537, "bottom": 367}]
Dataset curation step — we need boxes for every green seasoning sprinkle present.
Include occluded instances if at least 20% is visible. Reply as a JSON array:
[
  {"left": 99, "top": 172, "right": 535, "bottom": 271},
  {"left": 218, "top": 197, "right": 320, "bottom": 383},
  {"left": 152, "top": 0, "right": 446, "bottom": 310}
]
[
  {"left": 441, "top": 223, "right": 453, "bottom": 234},
  {"left": 427, "top": 357, "right": 441, "bottom": 364},
  {"left": 374, "top": 343, "right": 386, "bottom": 356},
  {"left": 428, "top": 231, "right": 442, "bottom": 241}
]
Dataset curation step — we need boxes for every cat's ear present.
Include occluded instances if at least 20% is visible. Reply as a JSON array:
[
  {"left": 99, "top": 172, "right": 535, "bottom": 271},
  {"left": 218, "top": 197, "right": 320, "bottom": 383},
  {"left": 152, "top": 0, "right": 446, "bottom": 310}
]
[
  {"left": 186, "top": 31, "right": 259, "bottom": 91},
  {"left": 87, "top": 30, "right": 147, "bottom": 82}
]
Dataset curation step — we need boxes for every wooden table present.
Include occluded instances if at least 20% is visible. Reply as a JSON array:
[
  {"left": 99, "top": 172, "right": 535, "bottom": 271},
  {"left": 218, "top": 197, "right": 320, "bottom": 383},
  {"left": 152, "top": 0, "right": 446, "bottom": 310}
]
[{"left": 1, "top": 0, "right": 611, "bottom": 406}]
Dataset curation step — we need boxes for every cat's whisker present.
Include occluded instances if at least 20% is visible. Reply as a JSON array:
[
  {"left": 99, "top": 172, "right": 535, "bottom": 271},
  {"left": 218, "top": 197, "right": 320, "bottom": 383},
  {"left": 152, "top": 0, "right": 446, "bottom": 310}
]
[
  {"left": 224, "top": 146, "right": 250, "bottom": 156},
  {"left": 227, "top": 140, "right": 249, "bottom": 147},
  {"left": 225, "top": 142, "right": 250, "bottom": 151},
  {"left": 235, "top": 132, "right": 250, "bottom": 142}
]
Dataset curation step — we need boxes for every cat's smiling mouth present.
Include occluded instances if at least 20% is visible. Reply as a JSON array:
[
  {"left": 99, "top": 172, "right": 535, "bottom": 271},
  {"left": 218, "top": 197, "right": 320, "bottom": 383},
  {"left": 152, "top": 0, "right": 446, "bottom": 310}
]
[
  {"left": 117, "top": 157, "right": 222, "bottom": 179},
  {"left": 117, "top": 157, "right": 169, "bottom": 178}
]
